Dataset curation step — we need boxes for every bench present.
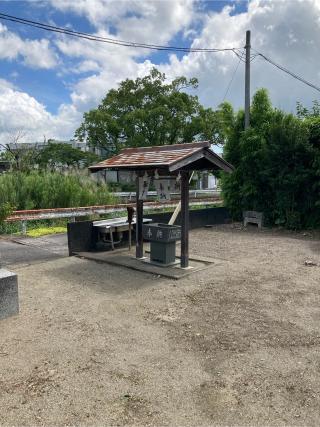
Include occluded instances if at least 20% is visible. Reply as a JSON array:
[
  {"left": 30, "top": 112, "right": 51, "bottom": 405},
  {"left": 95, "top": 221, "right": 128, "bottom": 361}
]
[
  {"left": 243, "top": 211, "right": 263, "bottom": 228},
  {"left": 93, "top": 217, "right": 152, "bottom": 250}
]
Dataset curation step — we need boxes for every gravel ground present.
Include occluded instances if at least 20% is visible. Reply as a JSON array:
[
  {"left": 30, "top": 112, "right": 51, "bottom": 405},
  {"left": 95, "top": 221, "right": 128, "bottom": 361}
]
[{"left": 1, "top": 224, "right": 320, "bottom": 426}]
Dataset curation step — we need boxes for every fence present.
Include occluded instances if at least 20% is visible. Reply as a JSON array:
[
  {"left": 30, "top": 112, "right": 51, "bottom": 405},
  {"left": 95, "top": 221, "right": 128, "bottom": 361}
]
[
  {"left": 6, "top": 196, "right": 222, "bottom": 234},
  {"left": 114, "top": 189, "right": 221, "bottom": 201}
]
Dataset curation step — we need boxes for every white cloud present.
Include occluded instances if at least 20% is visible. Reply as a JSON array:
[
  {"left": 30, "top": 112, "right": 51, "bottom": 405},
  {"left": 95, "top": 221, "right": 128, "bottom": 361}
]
[
  {"left": 50, "top": 0, "right": 196, "bottom": 41},
  {"left": 52, "top": 0, "right": 320, "bottom": 125},
  {"left": 0, "top": 23, "right": 58, "bottom": 69},
  {"left": 52, "top": 0, "right": 197, "bottom": 111},
  {"left": 0, "top": 77, "right": 16, "bottom": 90},
  {"left": 50, "top": 0, "right": 131, "bottom": 28},
  {"left": 0, "top": 82, "right": 81, "bottom": 144},
  {"left": 77, "top": 59, "right": 101, "bottom": 73},
  {"left": 69, "top": 60, "right": 154, "bottom": 111},
  {"left": 1, "top": 0, "right": 320, "bottom": 143},
  {"left": 159, "top": 0, "right": 320, "bottom": 112}
]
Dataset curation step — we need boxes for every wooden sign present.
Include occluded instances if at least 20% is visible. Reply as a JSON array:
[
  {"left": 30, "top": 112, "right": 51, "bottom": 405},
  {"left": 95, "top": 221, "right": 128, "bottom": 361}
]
[
  {"left": 138, "top": 176, "right": 151, "bottom": 200},
  {"left": 155, "top": 179, "right": 171, "bottom": 201}
]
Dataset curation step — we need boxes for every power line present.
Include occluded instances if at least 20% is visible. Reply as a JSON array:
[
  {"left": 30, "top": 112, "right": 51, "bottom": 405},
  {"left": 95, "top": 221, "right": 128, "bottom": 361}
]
[
  {"left": 0, "top": 12, "right": 241, "bottom": 55},
  {"left": 221, "top": 49, "right": 244, "bottom": 102},
  {"left": 255, "top": 50, "right": 320, "bottom": 93},
  {"left": 1, "top": 12, "right": 319, "bottom": 95},
  {"left": 233, "top": 49, "right": 246, "bottom": 62}
]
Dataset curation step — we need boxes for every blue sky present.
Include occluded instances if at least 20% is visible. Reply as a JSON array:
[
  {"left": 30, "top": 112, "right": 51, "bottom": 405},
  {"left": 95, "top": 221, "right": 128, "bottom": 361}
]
[
  {"left": 0, "top": 1, "right": 248, "bottom": 114},
  {"left": 0, "top": 0, "right": 319, "bottom": 143}
]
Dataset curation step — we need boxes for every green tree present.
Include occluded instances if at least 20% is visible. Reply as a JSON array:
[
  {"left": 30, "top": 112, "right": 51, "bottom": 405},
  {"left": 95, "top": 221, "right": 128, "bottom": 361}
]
[
  {"left": 75, "top": 68, "right": 234, "bottom": 155},
  {"left": 193, "top": 102, "right": 235, "bottom": 147},
  {"left": 38, "top": 142, "right": 100, "bottom": 170},
  {"left": 297, "top": 103, "right": 320, "bottom": 226},
  {"left": 296, "top": 100, "right": 320, "bottom": 119},
  {"left": 221, "top": 89, "right": 315, "bottom": 229}
]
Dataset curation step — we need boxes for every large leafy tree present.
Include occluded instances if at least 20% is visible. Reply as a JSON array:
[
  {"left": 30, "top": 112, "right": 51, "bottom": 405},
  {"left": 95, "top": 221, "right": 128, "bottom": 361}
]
[
  {"left": 75, "top": 68, "right": 233, "bottom": 155},
  {"left": 296, "top": 101, "right": 320, "bottom": 227}
]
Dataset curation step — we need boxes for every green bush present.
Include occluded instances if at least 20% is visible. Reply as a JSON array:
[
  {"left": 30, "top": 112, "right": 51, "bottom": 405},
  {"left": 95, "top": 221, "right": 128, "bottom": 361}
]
[
  {"left": 221, "top": 89, "right": 319, "bottom": 229},
  {"left": 0, "top": 171, "right": 115, "bottom": 210},
  {"left": 0, "top": 202, "right": 14, "bottom": 223}
]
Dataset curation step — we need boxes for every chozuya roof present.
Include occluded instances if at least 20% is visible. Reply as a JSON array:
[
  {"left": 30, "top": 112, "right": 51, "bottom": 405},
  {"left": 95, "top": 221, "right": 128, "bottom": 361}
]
[{"left": 89, "top": 141, "right": 234, "bottom": 173}]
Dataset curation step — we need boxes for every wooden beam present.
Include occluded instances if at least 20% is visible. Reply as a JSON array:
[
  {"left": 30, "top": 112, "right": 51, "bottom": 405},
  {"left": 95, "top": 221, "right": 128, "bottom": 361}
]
[
  {"left": 204, "top": 150, "right": 234, "bottom": 172},
  {"left": 180, "top": 170, "right": 189, "bottom": 268},
  {"left": 136, "top": 175, "right": 144, "bottom": 258},
  {"left": 168, "top": 171, "right": 194, "bottom": 226},
  {"left": 169, "top": 150, "right": 204, "bottom": 172}
]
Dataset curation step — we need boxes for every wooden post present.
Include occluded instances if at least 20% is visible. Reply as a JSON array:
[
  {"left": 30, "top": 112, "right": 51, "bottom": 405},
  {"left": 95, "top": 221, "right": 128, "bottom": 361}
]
[
  {"left": 21, "top": 220, "right": 27, "bottom": 235},
  {"left": 168, "top": 171, "right": 194, "bottom": 226},
  {"left": 136, "top": 174, "right": 144, "bottom": 258},
  {"left": 180, "top": 170, "right": 189, "bottom": 268},
  {"left": 127, "top": 206, "right": 134, "bottom": 251}
]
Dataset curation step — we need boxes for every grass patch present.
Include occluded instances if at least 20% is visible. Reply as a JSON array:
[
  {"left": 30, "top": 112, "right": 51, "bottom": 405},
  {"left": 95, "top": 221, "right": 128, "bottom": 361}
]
[{"left": 26, "top": 226, "right": 67, "bottom": 238}]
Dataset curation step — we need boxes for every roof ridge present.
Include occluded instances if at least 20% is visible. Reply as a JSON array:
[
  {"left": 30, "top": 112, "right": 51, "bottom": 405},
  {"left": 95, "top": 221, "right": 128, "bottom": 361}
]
[{"left": 120, "top": 141, "right": 210, "bottom": 153}]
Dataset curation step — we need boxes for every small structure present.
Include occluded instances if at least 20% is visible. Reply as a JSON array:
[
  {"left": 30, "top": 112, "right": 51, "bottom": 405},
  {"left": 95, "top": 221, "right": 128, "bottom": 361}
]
[
  {"left": 0, "top": 269, "right": 19, "bottom": 320},
  {"left": 93, "top": 217, "right": 152, "bottom": 250},
  {"left": 90, "top": 141, "right": 233, "bottom": 268},
  {"left": 142, "top": 222, "right": 181, "bottom": 266},
  {"left": 243, "top": 211, "right": 263, "bottom": 228}
]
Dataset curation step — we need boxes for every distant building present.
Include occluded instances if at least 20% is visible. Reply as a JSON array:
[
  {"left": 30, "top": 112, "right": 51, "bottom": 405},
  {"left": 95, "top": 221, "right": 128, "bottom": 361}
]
[
  {"left": 196, "top": 172, "right": 218, "bottom": 190},
  {"left": 6, "top": 139, "right": 88, "bottom": 152}
]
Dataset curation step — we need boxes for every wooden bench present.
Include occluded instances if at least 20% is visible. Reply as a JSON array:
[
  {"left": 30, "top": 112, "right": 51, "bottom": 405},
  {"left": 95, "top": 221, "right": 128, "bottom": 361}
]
[{"left": 243, "top": 211, "right": 263, "bottom": 228}]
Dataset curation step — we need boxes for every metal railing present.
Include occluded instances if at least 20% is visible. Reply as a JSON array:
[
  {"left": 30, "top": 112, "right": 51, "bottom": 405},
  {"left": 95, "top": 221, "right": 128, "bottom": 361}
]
[
  {"left": 114, "top": 189, "right": 220, "bottom": 201},
  {"left": 6, "top": 196, "right": 222, "bottom": 234}
]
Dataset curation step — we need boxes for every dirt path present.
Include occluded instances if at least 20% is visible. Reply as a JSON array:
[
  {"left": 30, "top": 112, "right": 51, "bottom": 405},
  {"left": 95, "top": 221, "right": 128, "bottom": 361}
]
[{"left": 1, "top": 225, "right": 320, "bottom": 426}]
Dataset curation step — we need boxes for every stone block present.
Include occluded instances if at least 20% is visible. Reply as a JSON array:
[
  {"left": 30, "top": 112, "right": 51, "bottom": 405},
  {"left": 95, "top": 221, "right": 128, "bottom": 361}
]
[{"left": 0, "top": 269, "right": 19, "bottom": 320}]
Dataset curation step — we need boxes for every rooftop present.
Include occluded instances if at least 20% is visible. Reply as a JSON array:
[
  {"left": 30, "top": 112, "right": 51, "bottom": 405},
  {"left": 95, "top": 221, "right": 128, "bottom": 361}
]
[{"left": 89, "top": 141, "right": 234, "bottom": 173}]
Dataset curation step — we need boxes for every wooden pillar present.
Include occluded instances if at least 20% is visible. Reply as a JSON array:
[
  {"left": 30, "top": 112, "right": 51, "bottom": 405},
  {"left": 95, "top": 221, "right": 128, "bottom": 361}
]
[
  {"left": 180, "top": 170, "right": 189, "bottom": 268},
  {"left": 136, "top": 174, "right": 144, "bottom": 258}
]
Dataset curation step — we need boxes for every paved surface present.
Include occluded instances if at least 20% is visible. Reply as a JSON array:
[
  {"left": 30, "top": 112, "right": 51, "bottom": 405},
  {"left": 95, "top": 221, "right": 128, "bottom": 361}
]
[
  {"left": 77, "top": 249, "right": 215, "bottom": 279},
  {"left": 0, "top": 234, "right": 68, "bottom": 268}
]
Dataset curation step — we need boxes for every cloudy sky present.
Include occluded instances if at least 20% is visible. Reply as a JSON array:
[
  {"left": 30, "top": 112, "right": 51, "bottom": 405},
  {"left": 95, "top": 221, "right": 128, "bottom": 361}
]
[{"left": 0, "top": 0, "right": 319, "bottom": 143}]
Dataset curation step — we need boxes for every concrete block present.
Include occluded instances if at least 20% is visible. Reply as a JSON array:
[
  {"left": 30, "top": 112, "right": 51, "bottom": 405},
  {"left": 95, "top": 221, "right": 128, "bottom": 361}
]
[{"left": 0, "top": 269, "right": 19, "bottom": 320}]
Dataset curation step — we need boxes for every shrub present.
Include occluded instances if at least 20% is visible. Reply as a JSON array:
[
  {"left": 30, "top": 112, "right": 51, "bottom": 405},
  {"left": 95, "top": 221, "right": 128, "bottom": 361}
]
[
  {"left": 0, "top": 202, "right": 14, "bottom": 223},
  {"left": 0, "top": 171, "right": 115, "bottom": 210},
  {"left": 221, "top": 89, "right": 318, "bottom": 229}
]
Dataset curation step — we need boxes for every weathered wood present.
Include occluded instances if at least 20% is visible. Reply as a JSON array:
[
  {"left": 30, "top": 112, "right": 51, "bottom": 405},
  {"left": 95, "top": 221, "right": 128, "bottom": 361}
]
[
  {"left": 204, "top": 150, "right": 234, "bottom": 172},
  {"left": 181, "top": 170, "right": 189, "bottom": 268},
  {"left": 169, "top": 151, "right": 204, "bottom": 172},
  {"left": 7, "top": 197, "right": 221, "bottom": 222},
  {"left": 168, "top": 171, "right": 194, "bottom": 225},
  {"left": 136, "top": 175, "right": 144, "bottom": 258}
]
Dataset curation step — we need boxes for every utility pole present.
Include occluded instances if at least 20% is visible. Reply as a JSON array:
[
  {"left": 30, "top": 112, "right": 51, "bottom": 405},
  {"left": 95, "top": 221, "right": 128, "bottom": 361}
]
[{"left": 244, "top": 30, "right": 251, "bottom": 129}]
